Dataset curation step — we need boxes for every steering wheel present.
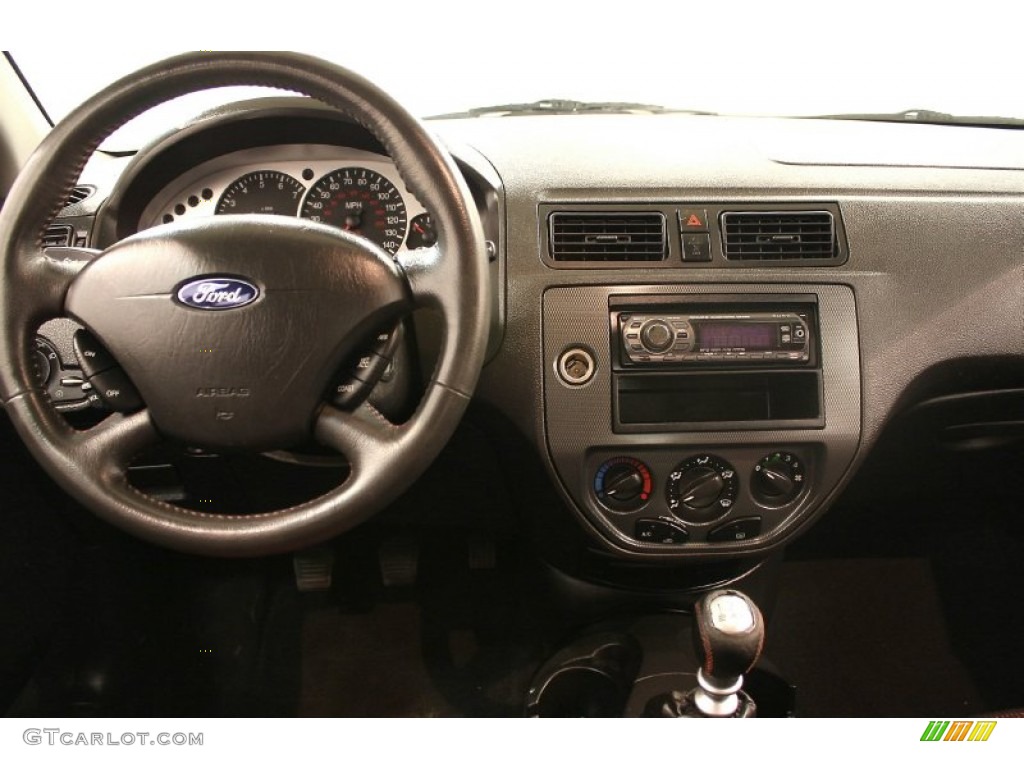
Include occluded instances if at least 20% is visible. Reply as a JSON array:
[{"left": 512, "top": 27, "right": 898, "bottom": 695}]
[{"left": 0, "top": 52, "right": 490, "bottom": 556}]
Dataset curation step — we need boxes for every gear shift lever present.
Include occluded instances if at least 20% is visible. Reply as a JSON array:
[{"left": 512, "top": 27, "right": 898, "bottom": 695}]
[
  {"left": 691, "top": 588, "right": 765, "bottom": 716},
  {"left": 646, "top": 588, "right": 765, "bottom": 717}
]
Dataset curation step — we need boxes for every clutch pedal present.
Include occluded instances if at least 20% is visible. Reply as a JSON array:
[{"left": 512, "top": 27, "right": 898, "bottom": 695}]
[{"left": 293, "top": 548, "right": 335, "bottom": 592}]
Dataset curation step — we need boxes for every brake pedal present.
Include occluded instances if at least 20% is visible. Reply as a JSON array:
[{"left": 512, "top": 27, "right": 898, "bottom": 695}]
[
  {"left": 378, "top": 537, "right": 419, "bottom": 587},
  {"left": 293, "top": 548, "right": 335, "bottom": 592}
]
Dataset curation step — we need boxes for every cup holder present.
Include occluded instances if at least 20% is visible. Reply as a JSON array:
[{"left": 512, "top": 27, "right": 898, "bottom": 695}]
[{"left": 525, "top": 633, "right": 642, "bottom": 717}]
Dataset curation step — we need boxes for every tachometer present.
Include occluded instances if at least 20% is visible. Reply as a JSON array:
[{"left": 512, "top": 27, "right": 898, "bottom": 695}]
[
  {"left": 215, "top": 170, "right": 305, "bottom": 216},
  {"left": 300, "top": 167, "right": 407, "bottom": 255}
]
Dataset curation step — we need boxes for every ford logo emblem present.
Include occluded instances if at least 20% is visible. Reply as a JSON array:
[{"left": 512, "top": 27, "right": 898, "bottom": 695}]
[{"left": 175, "top": 277, "right": 259, "bottom": 311}]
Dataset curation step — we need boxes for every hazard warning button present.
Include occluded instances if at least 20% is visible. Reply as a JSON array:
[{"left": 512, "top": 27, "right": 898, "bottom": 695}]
[{"left": 679, "top": 208, "right": 709, "bottom": 231}]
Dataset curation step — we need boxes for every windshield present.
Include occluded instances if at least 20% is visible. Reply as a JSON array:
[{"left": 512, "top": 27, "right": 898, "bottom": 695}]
[{"left": 9, "top": 2, "right": 1024, "bottom": 151}]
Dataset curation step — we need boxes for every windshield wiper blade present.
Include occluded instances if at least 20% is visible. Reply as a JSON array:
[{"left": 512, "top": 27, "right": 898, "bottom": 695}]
[
  {"left": 809, "top": 108, "right": 1024, "bottom": 128},
  {"left": 425, "top": 99, "right": 716, "bottom": 119}
]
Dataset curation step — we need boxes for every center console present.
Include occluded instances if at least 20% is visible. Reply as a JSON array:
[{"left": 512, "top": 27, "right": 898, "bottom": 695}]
[{"left": 542, "top": 283, "right": 860, "bottom": 559}]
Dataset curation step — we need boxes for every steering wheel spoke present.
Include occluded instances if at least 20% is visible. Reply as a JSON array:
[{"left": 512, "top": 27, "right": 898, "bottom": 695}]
[
  {"left": 314, "top": 403, "right": 397, "bottom": 470},
  {"left": 397, "top": 245, "right": 451, "bottom": 310},
  {"left": 68, "top": 409, "right": 160, "bottom": 475},
  {"left": 16, "top": 246, "right": 98, "bottom": 319}
]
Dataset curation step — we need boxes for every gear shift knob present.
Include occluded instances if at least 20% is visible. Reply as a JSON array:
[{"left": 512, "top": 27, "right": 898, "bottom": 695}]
[{"left": 691, "top": 589, "right": 765, "bottom": 716}]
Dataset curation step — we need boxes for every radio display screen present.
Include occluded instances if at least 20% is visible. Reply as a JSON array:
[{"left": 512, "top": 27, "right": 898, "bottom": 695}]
[{"left": 697, "top": 322, "right": 776, "bottom": 351}]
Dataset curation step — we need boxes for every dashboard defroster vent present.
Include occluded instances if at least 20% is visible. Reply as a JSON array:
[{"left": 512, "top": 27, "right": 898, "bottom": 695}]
[
  {"left": 41, "top": 224, "right": 74, "bottom": 248},
  {"left": 549, "top": 212, "right": 667, "bottom": 262},
  {"left": 721, "top": 211, "right": 836, "bottom": 261}
]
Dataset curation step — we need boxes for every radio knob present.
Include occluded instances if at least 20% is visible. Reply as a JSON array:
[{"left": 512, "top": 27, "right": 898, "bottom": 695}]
[{"left": 640, "top": 319, "right": 674, "bottom": 353}]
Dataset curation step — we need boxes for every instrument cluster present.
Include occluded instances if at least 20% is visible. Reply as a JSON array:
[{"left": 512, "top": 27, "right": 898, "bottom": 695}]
[{"left": 139, "top": 144, "right": 436, "bottom": 255}]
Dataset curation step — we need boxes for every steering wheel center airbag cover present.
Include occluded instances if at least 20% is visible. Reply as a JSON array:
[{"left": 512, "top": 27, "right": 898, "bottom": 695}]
[{"left": 66, "top": 215, "right": 410, "bottom": 450}]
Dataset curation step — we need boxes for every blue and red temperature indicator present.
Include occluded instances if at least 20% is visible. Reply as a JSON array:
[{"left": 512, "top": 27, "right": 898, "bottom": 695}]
[{"left": 594, "top": 457, "right": 653, "bottom": 512}]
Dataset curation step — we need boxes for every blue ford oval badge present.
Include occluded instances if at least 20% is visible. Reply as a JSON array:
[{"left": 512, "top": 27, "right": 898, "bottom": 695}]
[{"left": 175, "top": 277, "right": 259, "bottom": 311}]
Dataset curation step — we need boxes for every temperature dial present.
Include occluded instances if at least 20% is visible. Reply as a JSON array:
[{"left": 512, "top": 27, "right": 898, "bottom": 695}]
[
  {"left": 666, "top": 454, "right": 738, "bottom": 523},
  {"left": 406, "top": 212, "right": 437, "bottom": 249},
  {"left": 752, "top": 452, "right": 805, "bottom": 505},
  {"left": 594, "top": 457, "right": 653, "bottom": 512}
]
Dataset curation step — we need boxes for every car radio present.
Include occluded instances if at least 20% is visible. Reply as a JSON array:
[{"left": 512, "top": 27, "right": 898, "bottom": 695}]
[
  {"left": 608, "top": 295, "right": 822, "bottom": 430},
  {"left": 613, "top": 302, "right": 815, "bottom": 368}
]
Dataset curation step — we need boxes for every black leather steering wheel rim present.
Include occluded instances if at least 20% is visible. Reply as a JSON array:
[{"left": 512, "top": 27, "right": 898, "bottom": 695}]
[{"left": 0, "top": 52, "right": 490, "bottom": 556}]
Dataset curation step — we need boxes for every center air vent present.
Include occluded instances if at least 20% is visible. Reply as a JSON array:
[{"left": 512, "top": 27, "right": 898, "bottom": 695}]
[
  {"left": 721, "top": 211, "right": 836, "bottom": 261},
  {"left": 549, "top": 212, "right": 667, "bottom": 262}
]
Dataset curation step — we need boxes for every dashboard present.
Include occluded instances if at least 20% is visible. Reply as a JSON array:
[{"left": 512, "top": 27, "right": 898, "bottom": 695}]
[{"left": 34, "top": 98, "right": 1024, "bottom": 570}]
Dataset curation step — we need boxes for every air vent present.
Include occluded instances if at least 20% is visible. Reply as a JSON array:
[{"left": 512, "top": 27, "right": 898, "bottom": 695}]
[
  {"left": 549, "top": 212, "right": 667, "bottom": 262},
  {"left": 721, "top": 211, "right": 836, "bottom": 260},
  {"left": 42, "top": 224, "right": 74, "bottom": 248},
  {"left": 63, "top": 185, "right": 94, "bottom": 207}
]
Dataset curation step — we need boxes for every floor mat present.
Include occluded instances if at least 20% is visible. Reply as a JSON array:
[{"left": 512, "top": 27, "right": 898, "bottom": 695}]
[
  {"left": 272, "top": 532, "right": 551, "bottom": 717},
  {"left": 769, "top": 558, "right": 983, "bottom": 717},
  {"left": 300, "top": 602, "right": 458, "bottom": 717}
]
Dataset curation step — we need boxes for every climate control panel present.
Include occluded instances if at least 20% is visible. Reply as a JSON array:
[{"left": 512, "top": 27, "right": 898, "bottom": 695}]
[{"left": 588, "top": 447, "right": 814, "bottom": 549}]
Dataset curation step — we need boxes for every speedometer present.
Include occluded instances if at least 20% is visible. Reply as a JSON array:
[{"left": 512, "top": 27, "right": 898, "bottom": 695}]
[
  {"left": 300, "top": 167, "right": 407, "bottom": 255},
  {"left": 216, "top": 170, "right": 305, "bottom": 216}
]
